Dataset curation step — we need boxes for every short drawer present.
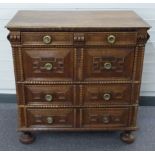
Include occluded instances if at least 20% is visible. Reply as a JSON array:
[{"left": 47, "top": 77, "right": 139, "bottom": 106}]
[
  {"left": 85, "top": 32, "right": 137, "bottom": 46},
  {"left": 82, "top": 84, "right": 131, "bottom": 106},
  {"left": 22, "top": 48, "right": 74, "bottom": 81},
  {"left": 80, "top": 108, "right": 129, "bottom": 128},
  {"left": 27, "top": 108, "right": 76, "bottom": 128},
  {"left": 21, "top": 32, "right": 73, "bottom": 45},
  {"left": 24, "top": 85, "right": 74, "bottom": 106},
  {"left": 83, "top": 47, "right": 135, "bottom": 81}
]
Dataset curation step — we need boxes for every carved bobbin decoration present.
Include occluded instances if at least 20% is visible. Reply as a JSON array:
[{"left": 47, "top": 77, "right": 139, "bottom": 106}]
[
  {"left": 137, "top": 31, "right": 150, "bottom": 46},
  {"left": 7, "top": 31, "right": 21, "bottom": 44},
  {"left": 73, "top": 33, "right": 85, "bottom": 45}
]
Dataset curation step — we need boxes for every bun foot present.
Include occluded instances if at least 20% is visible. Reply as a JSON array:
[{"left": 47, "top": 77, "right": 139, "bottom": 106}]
[
  {"left": 120, "top": 131, "right": 135, "bottom": 144},
  {"left": 19, "top": 132, "right": 35, "bottom": 144}
]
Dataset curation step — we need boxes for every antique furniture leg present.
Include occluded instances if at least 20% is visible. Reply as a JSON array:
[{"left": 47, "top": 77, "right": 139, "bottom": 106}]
[
  {"left": 120, "top": 131, "right": 135, "bottom": 144},
  {"left": 19, "top": 132, "right": 35, "bottom": 144}
]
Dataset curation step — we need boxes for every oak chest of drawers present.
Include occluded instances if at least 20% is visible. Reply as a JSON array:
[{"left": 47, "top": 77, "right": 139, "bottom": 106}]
[{"left": 6, "top": 11, "right": 150, "bottom": 144}]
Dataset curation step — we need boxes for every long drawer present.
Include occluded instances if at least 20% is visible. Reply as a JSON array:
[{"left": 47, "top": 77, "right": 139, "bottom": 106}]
[
  {"left": 16, "top": 83, "right": 138, "bottom": 106},
  {"left": 17, "top": 83, "right": 134, "bottom": 106},
  {"left": 24, "top": 107, "right": 131, "bottom": 129},
  {"left": 21, "top": 32, "right": 137, "bottom": 46},
  {"left": 20, "top": 47, "right": 135, "bottom": 81}
]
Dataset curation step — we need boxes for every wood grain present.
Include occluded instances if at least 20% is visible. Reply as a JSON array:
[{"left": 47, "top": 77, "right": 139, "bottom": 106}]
[
  {"left": 6, "top": 11, "right": 150, "bottom": 29},
  {"left": 7, "top": 11, "right": 150, "bottom": 144}
]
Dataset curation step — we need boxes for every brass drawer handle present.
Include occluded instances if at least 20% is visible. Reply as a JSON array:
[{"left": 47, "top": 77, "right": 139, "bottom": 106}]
[
  {"left": 47, "top": 117, "right": 54, "bottom": 124},
  {"left": 102, "top": 116, "right": 110, "bottom": 124},
  {"left": 45, "top": 94, "right": 53, "bottom": 102},
  {"left": 107, "top": 35, "right": 116, "bottom": 44},
  {"left": 103, "top": 93, "right": 111, "bottom": 101},
  {"left": 44, "top": 63, "right": 53, "bottom": 71},
  {"left": 104, "top": 62, "right": 112, "bottom": 70},
  {"left": 43, "top": 35, "right": 52, "bottom": 44}
]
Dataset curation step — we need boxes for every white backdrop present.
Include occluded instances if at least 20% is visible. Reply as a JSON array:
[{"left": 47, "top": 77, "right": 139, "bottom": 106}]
[{"left": 0, "top": 3, "right": 155, "bottom": 96}]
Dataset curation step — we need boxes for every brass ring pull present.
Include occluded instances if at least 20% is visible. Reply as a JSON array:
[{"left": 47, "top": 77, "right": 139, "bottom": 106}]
[
  {"left": 45, "top": 94, "right": 53, "bottom": 102},
  {"left": 107, "top": 35, "right": 116, "bottom": 44},
  {"left": 102, "top": 116, "right": 110, "bottom": 124},
  {"left": 103, "top": 93, "right": 111, "bottom": 101},
  {"left": 44, "top": 63, "right": 53, "bottom": 71},
  {"left": 47, "top": 117, "right": 53, "bottom": 124},
  {"left": 43, "top": 35, "right": 52, "bottom": 44},
  {"left": 104, "top": 62, "right": 112, "bottom": 70}
]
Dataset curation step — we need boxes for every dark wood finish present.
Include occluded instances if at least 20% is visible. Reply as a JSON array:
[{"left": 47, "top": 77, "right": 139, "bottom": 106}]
[{"left": 6, "top": 11, "right": 150, "bottom": 144}]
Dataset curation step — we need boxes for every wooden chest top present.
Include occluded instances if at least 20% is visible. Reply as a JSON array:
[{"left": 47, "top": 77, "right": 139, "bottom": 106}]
[{"left": 6, "top": 11, "right": 150, "bottom": 30}]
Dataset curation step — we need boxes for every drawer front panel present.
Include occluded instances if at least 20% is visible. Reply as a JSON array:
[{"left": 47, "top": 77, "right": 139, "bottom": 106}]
[
  {"left": 83, "top": 47, "right": 135, "bottom": 81},
  {"left": 21, "top": 32, "right": 136, "bottom": 46},
  {"left": 85, "top": 32, "right": 137, "bottom": 45},
  {"left": 24, "top": 85, "right": 74, "bottom": 106},
  {"left": 82, "top": 84, "right": 131, "bottom": 106},
  {"left": 80, "top": 108, "right": 129, "bottom": 128},
  {"left": 22, "top": 48, "right": 74, "bottom": 81},
  {"left": 27, "top": 108, "right": 75, "bottom": 128},
  {"left": 21, "top": 32, "right": 73, "bottom": 45}
]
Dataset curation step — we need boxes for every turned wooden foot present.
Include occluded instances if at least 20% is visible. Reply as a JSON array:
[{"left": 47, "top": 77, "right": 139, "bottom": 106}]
[
  {"left": 120, "top": 131, "right": 135, "bottom": 144},
  {"left": 19, "top": 132, "right": 35, "bottom": 144}
]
